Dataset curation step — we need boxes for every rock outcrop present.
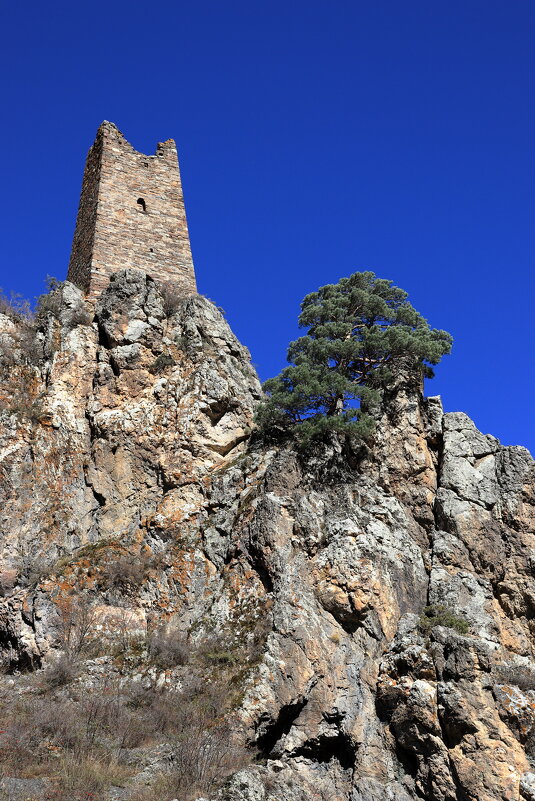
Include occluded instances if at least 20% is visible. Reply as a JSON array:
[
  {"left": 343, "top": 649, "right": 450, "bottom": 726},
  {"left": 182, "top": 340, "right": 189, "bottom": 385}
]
[{"left": 0, "top": 270, "right": 533, "bottom": 801}]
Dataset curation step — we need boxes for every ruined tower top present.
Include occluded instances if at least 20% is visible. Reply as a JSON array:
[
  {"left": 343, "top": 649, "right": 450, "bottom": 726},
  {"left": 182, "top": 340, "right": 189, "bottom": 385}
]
[{"left": 67, "top": 121, "right": 197, "bottom": 299}]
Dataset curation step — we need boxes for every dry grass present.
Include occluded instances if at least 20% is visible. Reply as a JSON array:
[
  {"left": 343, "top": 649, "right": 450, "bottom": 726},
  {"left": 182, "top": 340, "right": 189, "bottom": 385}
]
[
  {"left": 51, "top": 756, "right": 132, "bottom": 800},
  {"left": 0, "top": 600, "right": 271, "bottom": 798},
  {"left": 0, "top": 670, "right": 250, "bottom": 799}
]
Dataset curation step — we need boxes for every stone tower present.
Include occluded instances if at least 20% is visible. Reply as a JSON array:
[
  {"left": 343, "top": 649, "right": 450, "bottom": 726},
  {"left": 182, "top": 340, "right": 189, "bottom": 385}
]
[{"left": 67, "top": 122, "right": 197, "bottom": 299}]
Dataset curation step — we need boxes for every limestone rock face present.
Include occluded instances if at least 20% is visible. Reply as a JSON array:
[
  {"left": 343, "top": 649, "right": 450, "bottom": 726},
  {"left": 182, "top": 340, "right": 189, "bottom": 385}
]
[
  {"left": 0, "top": 270, "right": 534, "bottom": 801},
  {"left": 0, "top": 271, "right": 261, "bottom": 666}
]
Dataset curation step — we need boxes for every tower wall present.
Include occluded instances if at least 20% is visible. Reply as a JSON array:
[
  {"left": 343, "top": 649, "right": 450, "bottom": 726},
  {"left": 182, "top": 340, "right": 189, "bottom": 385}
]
[{"left": 67, "top": 122, "right": 197, "bottom": 299}]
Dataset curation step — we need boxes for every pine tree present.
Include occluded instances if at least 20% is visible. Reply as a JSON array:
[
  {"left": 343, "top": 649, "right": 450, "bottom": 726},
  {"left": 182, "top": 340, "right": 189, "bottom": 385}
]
[{"left": 257, "top": 271, "right": 452, "bottom": 443}]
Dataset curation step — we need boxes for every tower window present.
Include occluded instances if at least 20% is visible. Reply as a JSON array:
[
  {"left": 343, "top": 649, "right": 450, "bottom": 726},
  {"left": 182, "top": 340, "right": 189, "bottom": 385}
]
[{"left": 137, "top": 198, "right": 147, "bottom": 213}]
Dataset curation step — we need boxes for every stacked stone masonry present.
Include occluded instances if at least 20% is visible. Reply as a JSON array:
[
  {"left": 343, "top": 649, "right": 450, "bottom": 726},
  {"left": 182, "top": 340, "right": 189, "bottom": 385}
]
[{"left": 67, "top": 121, "right": 197, "bottom": 299}]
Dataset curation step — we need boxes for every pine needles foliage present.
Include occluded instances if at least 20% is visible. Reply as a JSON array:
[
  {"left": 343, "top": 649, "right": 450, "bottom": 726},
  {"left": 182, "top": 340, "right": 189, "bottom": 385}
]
[{"left": 256, "top": 271, "right": 452, "bottom": 444}]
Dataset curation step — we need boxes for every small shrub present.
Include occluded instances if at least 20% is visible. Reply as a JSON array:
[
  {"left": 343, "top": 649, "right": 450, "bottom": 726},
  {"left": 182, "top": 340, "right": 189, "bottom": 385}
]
[
  {"left": 0, "top": 323, "right": 43, "bottom": 370},
  {"left": 149, "top": 353, "right": 176, "bottom": 374},
  {"left": 56, "top": 593, "right": 97, "bottom": 657},
  {"left": 0, "top": 708, "right": 38, "bottom": 771},
  {"left": 147, "top": 726, "right": 245, "bottom": 801},
  {"left": 203, "top": 649, "right": 237, "bottom": 665},
  {"left": 160, "top": 281, "right": 183, "bottom": 317},
  {"left": 127, "top": 686, "right": 189, "bottom": 736},
  {"left": 110, "top": 608, "right": 146, "bottom": 657},
  {"left": 41, "top": 654, "right": 78, "bottom": 690},
  {"left": 35, "top": 276, "right": 64, "bottom": 322},
  {"left": 100, "top": 553, "right": 148, "bottom": 594},
  {"left": 419, "top": 604, "right": 469, "bottom": 635},
  {"left": 16, "top": 329, "right": 44, "bottom": 366},
  {"left": 148, "top": 627, "right": 189, "bottom": 669},
  {"left": 0, "top": 280, "right": 75, "bottom": 370},
  {"left": 196, "top": 635, "right": 239, "bottom": 667},
  {"left": 0, "top": 289, "right": 32, "bottom": 322}
]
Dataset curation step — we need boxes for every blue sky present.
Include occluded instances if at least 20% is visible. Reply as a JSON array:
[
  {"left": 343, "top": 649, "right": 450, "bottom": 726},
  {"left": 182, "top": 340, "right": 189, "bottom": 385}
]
[{"left": 1, "top": 1, "right": 534, "bottom": 453}]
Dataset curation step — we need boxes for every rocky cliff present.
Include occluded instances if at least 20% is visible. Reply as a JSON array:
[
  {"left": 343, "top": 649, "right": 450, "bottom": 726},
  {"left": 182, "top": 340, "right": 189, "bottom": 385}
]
[{"left": 0, "top": 270, "right": 533, "bottom": 801}]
